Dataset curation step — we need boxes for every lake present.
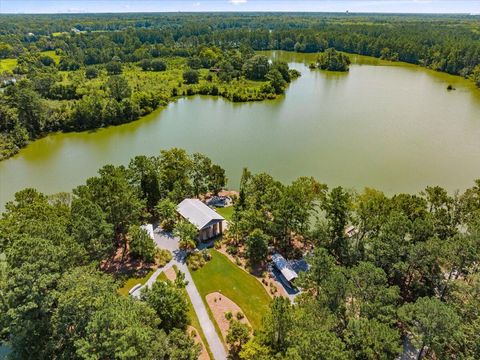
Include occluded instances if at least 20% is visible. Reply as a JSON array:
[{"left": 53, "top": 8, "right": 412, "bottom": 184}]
[{"left": 1, "top": 51, "right": 479, "bottom": 209}]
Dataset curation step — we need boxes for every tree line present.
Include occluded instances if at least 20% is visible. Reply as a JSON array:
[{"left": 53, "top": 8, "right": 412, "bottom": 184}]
[
  {"left": 0, "top": 13, "right": 477, "bottom": 80},
  {"left": 0, "top": 38, "right": 298, "bottom": 160},
  {"left": 0, "top": 148, "right": 226, "bottom": 359},
  {"left": 1, "top": 13, "right": 478, "bottom": 160},
  {"left": 224, "top": 169, "right": 480, "bottom": 359}
]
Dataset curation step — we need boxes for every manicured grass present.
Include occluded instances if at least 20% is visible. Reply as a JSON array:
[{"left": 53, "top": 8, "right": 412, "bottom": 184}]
[
  {"left": 190, "top": 250, "right": 271, "bottom": 330},
  {"left": 0, "top": 58, "right": 17, "bottom": 73},
  {"left": 117, "top": 269, "right": 155, "bottom": 296},
  {"left": 216, "top": 206, "right": 234, "bottom": 221},
  {"left": 157, "top": 271, "right": 168, "bottom": 281}
]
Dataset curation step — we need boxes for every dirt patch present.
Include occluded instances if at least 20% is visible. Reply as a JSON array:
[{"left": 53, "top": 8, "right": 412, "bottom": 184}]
[
  {"left": 218, "top": 190, "right": 239, "bottom": 198},
  {"left": 188, "top": 326, "right": 210, "bottom": 360},
  {"left": 164, "top": 267, "right": 177, "bottom": 282},
  {"left": 206, "top": 292, "right": 251, "bottom": 342}
]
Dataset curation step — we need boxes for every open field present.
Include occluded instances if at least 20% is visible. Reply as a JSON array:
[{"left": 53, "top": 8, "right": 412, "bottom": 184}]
[{"left": 0, "top": 58, "right": 16, "bottom": 72}]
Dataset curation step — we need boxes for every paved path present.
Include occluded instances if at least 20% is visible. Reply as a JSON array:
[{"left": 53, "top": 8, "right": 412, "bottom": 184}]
[{"left": 154, "top": 227, "right": 228, "bottom": 360}]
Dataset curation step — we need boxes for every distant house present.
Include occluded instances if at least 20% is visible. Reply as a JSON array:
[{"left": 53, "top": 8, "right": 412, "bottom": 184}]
[
  {"left": 140, "top": 224, "right": 155, "bottom": 240},
  {"left": 71, "top": 28, "right": 81, "bottom": 34},
  {"left": 1, "top": 78, "right": 16, "bottom": 87},
  {"left": 177, "top": 199, "right": 225, "bottom": 241},
  {"left": 272, "top": 253, "right": 298, "bottom": 283}
]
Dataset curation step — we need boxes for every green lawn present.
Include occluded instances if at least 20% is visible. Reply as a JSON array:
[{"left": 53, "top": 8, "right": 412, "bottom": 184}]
[
  {"left": 0, "top": 58, "right": 17, "bottom": 73},
  {"left": 216, "top": 206, "right": 234, "bottom": 221},
  {"left": 190, "top": 250, "right": 271, "bottom": 330},
  {"left": 117, "top": 269, "right": 155, "bottom": 296}
]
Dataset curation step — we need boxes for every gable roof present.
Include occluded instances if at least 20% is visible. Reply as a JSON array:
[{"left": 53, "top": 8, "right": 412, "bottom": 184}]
[
  {"left": 272, "top": 253, "right": 298, "bottom": 282},
  {"left": 177, "top": 199, "right": 224, "bottom": 230}
]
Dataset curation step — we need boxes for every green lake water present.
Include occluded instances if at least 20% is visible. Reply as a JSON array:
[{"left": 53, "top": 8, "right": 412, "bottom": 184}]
[{"left": 1, "top": 51, "right": 479, "bottom": 209}]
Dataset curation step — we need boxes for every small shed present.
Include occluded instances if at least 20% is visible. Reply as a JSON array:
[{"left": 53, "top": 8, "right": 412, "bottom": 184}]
[
  {"left": 140, "top": 224, "right": 155, "bottom": 240},
  {"left": 177, "top": 199, "right": 225, "bottom": 241},
  {"left": 272, "top": 253, "right": 298, "bottom": 283}
]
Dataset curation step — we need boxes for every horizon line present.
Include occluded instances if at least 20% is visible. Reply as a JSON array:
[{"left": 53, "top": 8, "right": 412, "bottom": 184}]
[{"left": 1, "top": 10, "right": 479, "bottom": 15}]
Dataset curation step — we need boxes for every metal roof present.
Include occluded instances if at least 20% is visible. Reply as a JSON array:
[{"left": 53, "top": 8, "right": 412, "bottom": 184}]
[
  {"left": 272, "top": 253, "right": 298, "bottom": 282},
  {"left": 177, "top": 199, "right": 224, "bottom": 230}
]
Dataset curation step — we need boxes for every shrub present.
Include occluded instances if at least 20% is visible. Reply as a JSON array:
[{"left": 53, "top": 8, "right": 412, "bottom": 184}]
[
  {"left": 183, "top": 69, "right": 199, "bottom": 84},
  {"left": 227, "top": 245, "right": 238, "bottom": 255},
  {"left": 225, "top": 311, "right": 233, "bottom": 320},
  {"left": 236, "top": 312, "right": 244, "bottom": 320},
  {"left": 85, "top": 66, "right": 99, "bottom": 79},
  {"left": 201, "top": 249, "right": 211, "bottom": 261},
  {"left": 187, "top": 251, "right": 208, "bottom": 271},
  {"left": 155, "top": 248, "right": 173, "bottom": 267}
]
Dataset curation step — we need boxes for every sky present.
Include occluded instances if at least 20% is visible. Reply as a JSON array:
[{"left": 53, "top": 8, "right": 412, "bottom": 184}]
[{"left": 1, "top": 0, "right": 479, "bottom": 14}]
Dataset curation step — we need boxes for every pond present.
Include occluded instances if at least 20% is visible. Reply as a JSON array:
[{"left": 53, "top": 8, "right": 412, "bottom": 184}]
[{"left": 1, "top": 51, "right": 479, "bottom": 209}]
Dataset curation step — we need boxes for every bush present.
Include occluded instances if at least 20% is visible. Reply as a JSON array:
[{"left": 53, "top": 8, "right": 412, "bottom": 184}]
[
  {"left": 105, "top": 61, "right": 122, "bottom": 75},
  {"left": 155, "top": 248, "right": 173, "bottom": 267},
  {"left": 85, "top": 66, "right": 99, "bottom": 79},
  {"left": 236, "top": 312, "right": 244, "bottom": 320},
  {"left": 187, "top": 251, "right": 208, "bottom": 271},
  {"left": 201, "top": 249, "right": 211, "bottom": 261},
  {"left": 235, "top": 256, "right": 242, "bottom": 266},
  {"left": 183, "top": 69, "right": 199, "bottom": 84},
  {"left": 227, "top": 245, "right": 238, "bottom": 255},
  {"left": 225, "top": 311, "right": 233, "bottom": 320}
]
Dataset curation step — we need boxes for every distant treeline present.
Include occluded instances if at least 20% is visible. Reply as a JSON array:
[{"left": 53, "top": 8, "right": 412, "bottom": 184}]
[
  {"left": 0, "top": 13, "right": 479, "bottom": 79},
  {"left": 0, "top": 13, "right": 479, "bottom": 161}
]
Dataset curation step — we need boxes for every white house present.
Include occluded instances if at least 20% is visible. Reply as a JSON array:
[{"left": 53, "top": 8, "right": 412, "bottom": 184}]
[{"left": 177, "top": 199, "right": 225, "bottom": 241}]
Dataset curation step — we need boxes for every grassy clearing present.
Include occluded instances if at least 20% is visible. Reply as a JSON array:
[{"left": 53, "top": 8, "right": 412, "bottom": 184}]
[
  {"left": 41, "top": 50, "right": 61, "bottom": 64},
  {"left": 216, "top": 206, "right": 234, "bottom": 221},
  {"left": 190, "top": 250, "right": 271, "bottom": 331},
  {"left": 117, "top": 268, "right": 155, "bottom": 296},
  {"left": 0, "top": 58, "right": 17, "bottom": 73}
]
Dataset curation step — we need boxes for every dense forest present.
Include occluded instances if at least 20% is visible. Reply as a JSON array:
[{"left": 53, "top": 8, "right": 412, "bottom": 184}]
[
  {"left": 0, "top": 13, "right": 479, "bottom": 160},
  {"left": 0, "top": 148, "right": 479, "bottom": 359}
]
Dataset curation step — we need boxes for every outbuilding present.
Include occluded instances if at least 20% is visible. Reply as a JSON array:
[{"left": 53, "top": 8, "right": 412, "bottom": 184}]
[
  {"left": 271, "top": 253, "right": 298, "bottom": 283},
  {"left": 177, "top": 199, "right": 225, "bottom": 241}
]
